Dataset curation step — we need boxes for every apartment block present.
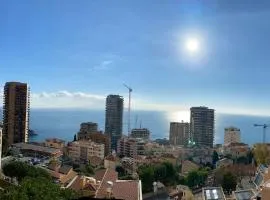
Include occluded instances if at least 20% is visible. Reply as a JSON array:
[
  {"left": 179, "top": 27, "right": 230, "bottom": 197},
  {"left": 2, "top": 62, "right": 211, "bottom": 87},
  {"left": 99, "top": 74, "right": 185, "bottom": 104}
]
[
  {"left": 67, "top": 140, "right": 104, "bottom": 163},
  {"left": 224, "top": 126, "right": 241, "bottom": 146},
  {"left": 81, "top": 132, "right": 111, "bottom": 156},
  {"left": 169, "top": 121, "right": 190, "bottom": 146},
  {"left": 78, "top": 122, "right": 98, "bottom": 136},
  {"left": 130, "top": 128, "right": 150, "bottom": 140},
  {"left": 190, "top": 106, "right": 215, "bottom": 148},
  {"left": 117, "top": 137, "right": 137, "bottom": 158},
  {"left": 2, "top": 82, "right": 30, "bottom": 153}
]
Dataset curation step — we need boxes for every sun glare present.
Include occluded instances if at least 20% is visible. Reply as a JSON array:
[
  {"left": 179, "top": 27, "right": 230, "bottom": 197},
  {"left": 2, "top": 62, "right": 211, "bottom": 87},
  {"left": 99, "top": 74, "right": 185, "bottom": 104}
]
[
  {"left": 167, "top": 111, "right": 190, "bottom": 123},
  {"left": 185, "top": 38, "right": 199, "bottom": 53}
]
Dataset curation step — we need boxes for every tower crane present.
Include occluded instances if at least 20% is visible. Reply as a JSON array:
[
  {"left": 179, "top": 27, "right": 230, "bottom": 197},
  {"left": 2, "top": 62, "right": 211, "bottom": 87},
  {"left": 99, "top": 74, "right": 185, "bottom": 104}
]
[
  {"left": 123, "top": 84, "right": 132, "bottom": 137},
  {"left": 254, "top": 123, "right": 270, "bottom": 143}
]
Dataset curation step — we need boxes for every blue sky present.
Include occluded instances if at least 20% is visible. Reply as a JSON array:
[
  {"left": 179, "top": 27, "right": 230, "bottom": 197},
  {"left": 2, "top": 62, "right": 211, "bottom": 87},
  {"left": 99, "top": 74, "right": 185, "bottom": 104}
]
[{"left": 2, "top": 0, "right": 270, "bottom": 116}]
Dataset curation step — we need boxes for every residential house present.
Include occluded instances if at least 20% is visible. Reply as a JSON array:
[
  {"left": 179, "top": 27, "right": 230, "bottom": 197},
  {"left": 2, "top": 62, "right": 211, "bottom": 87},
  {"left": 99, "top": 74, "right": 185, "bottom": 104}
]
[
  {"left": 223, "top": 142, "right": 249, "bottom": 160},
  {"left": 47, "top": 162, "right": 77, "bottom": 185},
  {"left": 67, "top": 168, "right": 142, "bottom": 200},
  {"left": 44, "top": 138, "right": 65, "bottom": 149},
  {"left": 104, "top": 154, "right": 117, "bottom": 169}
]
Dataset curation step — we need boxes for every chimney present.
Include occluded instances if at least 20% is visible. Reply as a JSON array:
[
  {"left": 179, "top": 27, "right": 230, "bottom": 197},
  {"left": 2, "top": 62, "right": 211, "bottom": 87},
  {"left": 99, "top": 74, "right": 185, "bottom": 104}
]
[
  {"left": 106, "top": 181, "right": 113, "bottom": 198},
  {"left": 80, "top": 176, "right": 86, "bottom": 188}
]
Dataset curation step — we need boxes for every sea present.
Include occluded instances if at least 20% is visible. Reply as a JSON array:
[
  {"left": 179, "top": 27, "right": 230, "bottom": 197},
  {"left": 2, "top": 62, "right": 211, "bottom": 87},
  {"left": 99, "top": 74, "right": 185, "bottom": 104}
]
[{"left": 28, "top": 109, "right": 270, "bottom": 146}]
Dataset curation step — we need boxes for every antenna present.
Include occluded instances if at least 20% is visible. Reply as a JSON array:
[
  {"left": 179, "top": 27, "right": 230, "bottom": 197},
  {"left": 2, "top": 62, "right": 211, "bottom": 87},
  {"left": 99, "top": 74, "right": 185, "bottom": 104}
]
[{"left": 123, "top": 84, "right": 132, "bottom": 137}]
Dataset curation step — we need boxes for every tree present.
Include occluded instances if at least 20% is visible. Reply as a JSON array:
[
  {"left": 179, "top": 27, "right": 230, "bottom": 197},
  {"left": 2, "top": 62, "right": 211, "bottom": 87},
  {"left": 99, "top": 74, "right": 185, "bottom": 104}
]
[
  {"left": 212, "top": 150, "right": 219, "bottom": 165},
  {"left": 2, "top": 161, "right": 51, "bottom": 182},
  {"left": 236, "top": 156, "right": 248, "bottom": 164},
  {"left": 0, "top": 177, "right": 77, "bottom": 200},
  {"left": 138, "top": 162, "right": 181, "bottom": 193},
  {"left": 186, "top": 168, "right": 208, "bottom": 188},
  {"left": 116, "top": 166, "right": 126, "bottom": 177},
  {"left": 84, "top": 164, "right": 94, "bottom": 175},
  {"left": 186, "top": 171, "right": 199, "bottom": 188},
  {"left": 73, "top": 134, "right": 77, "bottom": 141},
  {"left": 247, "top": 150, "right": 254, "bottom": 164},
  {"left": 138, "top": 165, "right": 155, "bottom": 193},
  {"left": 222, "top": 172, "right": 237, "bottom": 194},
  {"left": 253, "top": 144, "right": 270, "bottom": 165}
]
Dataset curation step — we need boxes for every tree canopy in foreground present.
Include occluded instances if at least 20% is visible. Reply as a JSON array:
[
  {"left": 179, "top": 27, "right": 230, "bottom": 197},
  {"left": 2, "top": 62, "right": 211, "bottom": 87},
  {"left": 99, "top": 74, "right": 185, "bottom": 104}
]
[{"left": 0, "top": 161, "right": 77, "bottom": 200}]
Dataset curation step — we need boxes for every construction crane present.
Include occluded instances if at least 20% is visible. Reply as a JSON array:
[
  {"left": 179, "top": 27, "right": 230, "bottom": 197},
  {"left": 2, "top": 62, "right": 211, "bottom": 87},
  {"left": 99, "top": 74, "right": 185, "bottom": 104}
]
[
  {"left": 254, "top": 123, "right": 270, "bottom": 143},
  {"left": 123, "top": 84, "right": 132, "bottom": 137}
]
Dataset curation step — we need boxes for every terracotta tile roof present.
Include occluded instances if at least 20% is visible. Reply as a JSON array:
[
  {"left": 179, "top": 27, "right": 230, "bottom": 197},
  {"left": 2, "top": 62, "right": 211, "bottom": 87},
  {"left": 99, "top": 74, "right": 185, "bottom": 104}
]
[
  {"left": 68, "top": 176, "right": 82, "bottom": 191},
  {"left": 95, "top": 169, "right": 118, "bottom": 199},
  {"left": 113, "top": 180, "right": 140, "bottom": 200},
  {"left": 59, "top": 165, "right": 72, "bottom": 174},
  {"left": 49, "top": 170, "right": 61, "bottom": 179},
  {"left": 95, "top": 169, "right": 141, "bottom": 200},
  {"left": 94, "top": 169, "right": 107, "bottom": 182},
  {"left": 47, "top": 162, "right": 61, "bottom": 171}
]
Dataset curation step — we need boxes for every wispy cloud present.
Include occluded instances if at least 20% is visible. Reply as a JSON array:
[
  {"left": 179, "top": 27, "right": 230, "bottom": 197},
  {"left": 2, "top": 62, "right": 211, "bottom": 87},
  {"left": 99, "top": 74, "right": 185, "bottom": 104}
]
[
  {"left": 90, "top": 60, "right": 114, "bottom": 71},
  {"left": 1, "top": 89, "right": 270, "bottom": 117},
  {"left": 30, "top": 91, "right": 105, "bottom": 109}
]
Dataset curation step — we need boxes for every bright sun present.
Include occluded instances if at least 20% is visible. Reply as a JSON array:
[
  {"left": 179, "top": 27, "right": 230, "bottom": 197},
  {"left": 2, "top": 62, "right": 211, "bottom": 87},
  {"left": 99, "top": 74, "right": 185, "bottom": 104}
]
[{"left": 185, "top": 38, "right": 199, "bottom": 53}]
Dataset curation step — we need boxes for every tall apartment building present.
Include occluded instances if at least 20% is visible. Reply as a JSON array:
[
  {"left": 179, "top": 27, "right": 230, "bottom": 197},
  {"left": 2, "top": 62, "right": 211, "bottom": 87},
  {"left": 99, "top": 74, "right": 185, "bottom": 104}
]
[
  {"left": 190, "top": 106, "right": 215, "bottom": 148},
  {"left": 67, "top": 140, "right": 104, "bottom": 163},
  {"left": 0, "top": 128, "right": 2, "bottom": 170},
  {"left": 224, "top": 126, "right": 241, "bottom": 146},
  {"left": 130, "top": 128, "right": 150, "bottom": 140},
  {"left": 77, "top": 122, "right": 98, "bottom": 140},
  {"left": 105, "top": 95, "right": 124, "bottom": 151},
  {"left": 2, "top": 82, "right": 30, "bottom": 153},
  {"left": 169, "top": 121, "right": 190, "bottom": 146},
  {"left": 117, "top": 138, "right": 137, "bottom": 158},
  {"left": 79, "top": 122, "right": 98, "bottom": 134}
]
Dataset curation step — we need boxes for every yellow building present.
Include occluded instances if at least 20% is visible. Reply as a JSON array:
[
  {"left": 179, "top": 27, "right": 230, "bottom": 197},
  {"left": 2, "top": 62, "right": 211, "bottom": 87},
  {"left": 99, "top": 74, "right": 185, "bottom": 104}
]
[
  {"left": 67, "top": 140, "right": 104, "bottom": 163},
  {"left": 45, "top": 138, "right": 65, "bottom": 149}
]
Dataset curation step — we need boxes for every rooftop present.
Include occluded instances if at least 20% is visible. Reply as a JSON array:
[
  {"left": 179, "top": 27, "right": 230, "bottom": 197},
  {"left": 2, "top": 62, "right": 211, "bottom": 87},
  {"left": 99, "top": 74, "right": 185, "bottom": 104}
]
[
  {"left": 12, "top": 143, "right": 62, "bottom": 155},
  {"left": 234, "top": 189, "right": 255, "bottom": 200},
  {"left": 95, "top": 168, "right": 141, "bottom": 200},
  {"left": 254, "top": 171, "right": 264, "bottom": 187},
  {"left": 202, "top": 187, "right": 226, "bottom": 200},
  {"left": 105, "top": 154, "right": 116, "bottom": 162},
  {"left": 67, "top": 176, "right": 97, "bottom": 192},
  {"left": 45, "top": 138, "right": 65, "bottom": 144}
]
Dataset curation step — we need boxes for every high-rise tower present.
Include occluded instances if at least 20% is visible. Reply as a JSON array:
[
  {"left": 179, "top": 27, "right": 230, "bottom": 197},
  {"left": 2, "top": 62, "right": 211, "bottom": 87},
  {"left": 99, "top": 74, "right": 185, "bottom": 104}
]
[
  {"left": 169, "top": 121, "right": 190, "bottom": 146},
  {"left": 190, "top": 106, "right": 215, "bottom": 147},
  {"left": 2, "top": 82, "right": 30, "bottom": 153},
  {"left": 105, "top": 95, "right": 124, "bottom": 151}
]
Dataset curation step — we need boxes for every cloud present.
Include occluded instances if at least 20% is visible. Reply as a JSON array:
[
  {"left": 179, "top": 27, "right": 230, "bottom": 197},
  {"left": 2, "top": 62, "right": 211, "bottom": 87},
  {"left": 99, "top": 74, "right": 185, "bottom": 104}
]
[
  {"left": 1, "top": 89, "right": 270, "bottom": 117},
  {"left": 91, "top": 60, "right": 114, "bottom": 71},
  {"left": 29, "top": 91, "right": 105, "bottom": 109},
  {"left": 28, "top": 90, "right": 190, "bottom": 111}
]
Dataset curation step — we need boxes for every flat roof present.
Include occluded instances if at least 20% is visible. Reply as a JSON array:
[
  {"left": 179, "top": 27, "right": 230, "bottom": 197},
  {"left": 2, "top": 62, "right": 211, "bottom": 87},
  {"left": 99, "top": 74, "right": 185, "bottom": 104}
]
[
  {"left": 234, "top": 189, "right": 255, "bottom": 200},
  {"left": 12, "top": 143, "right": 61, "bottom": 154},
  {"left": 203, "top": 187, "right": 226, "bottom": 200},
  {"left": 254, "top": 172, "right": 264, "bottom": 187}
]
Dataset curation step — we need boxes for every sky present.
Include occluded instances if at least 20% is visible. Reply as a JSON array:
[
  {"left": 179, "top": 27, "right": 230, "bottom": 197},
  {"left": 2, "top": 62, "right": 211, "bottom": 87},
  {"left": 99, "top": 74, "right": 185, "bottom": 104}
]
[{"left": 2, "top": 0, "right": 270, "bottom": 117}]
